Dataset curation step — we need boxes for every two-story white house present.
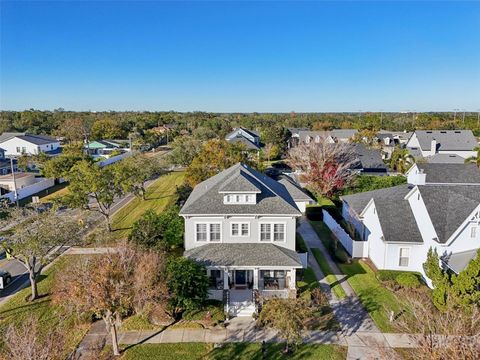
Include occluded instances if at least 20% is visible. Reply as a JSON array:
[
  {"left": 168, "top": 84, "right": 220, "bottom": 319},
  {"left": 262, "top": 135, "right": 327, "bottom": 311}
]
[
  {"left": 180, "top": 163, "right": 307, "bottom": 317},
  {"left": 341, "top": 163, "right": 480, "bottom": 284},
  {"left": 406, "top": 130, "right": 478, "bottom": 160},
  {"left": 0, "top": 133, "right": 61, "bottom": 156}
]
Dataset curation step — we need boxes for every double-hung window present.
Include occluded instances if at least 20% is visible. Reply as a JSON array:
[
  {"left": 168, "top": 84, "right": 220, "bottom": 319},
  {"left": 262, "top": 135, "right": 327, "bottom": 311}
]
[
  {"left": 260, "top": 224, "right": 271, "bottom": 241},
  {"left": 231, "top": 222, "right": 250, "bottom": 237},
  {"left": 273, "top": 224, "right": 285, "bottom": 242},
  {"left": 196, "top": 223, "right": 221, "bottom": 242},
  {"left": 399, "top": 248, "right": 409, "bottom": 267}
]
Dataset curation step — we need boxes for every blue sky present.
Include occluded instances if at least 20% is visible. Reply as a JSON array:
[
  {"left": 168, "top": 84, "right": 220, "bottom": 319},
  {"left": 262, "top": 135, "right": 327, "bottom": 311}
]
[{"left": 1, "top": 1, "right": 479, "bottom": 112}]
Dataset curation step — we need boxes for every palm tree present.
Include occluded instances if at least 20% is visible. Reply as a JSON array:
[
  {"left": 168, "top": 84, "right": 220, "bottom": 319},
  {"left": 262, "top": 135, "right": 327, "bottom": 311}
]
[
  {"left": 464, "top": 146, "right": 480, "bottom": 167},
  {"left": 390, "top": 148, "right": 415, "bottom": 174}
]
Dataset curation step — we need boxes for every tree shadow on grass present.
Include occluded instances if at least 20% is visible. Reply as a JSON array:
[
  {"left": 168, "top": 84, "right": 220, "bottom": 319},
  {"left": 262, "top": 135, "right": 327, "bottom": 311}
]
[{"left": 121, "top": 319, "right": 179, "bottom": 353}]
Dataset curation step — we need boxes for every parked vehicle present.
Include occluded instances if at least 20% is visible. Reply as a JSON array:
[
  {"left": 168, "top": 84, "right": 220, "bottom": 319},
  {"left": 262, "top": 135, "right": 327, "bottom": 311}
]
[{"left": 0, "top": 270, "right": 12, "bottom": 289}]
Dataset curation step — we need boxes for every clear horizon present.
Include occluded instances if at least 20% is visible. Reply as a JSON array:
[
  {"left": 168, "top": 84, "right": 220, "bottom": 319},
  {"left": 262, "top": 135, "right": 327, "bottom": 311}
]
[{"left": 1, "top": 1, "right": 479, "bottom": 112}]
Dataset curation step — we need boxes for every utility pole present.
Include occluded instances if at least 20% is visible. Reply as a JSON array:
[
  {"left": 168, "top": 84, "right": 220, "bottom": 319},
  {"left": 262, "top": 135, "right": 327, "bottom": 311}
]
[
  {"left": 380, "top": 111, "right": 383, "bottom": 129},
  {"left": 462, "top": 110, "right": 465, "bottom": 125},
  {"left": 477, "top": 110, "right": 480, "bottom": 128},
  {"left": 9, "top": 157, "right": 19, "bottom": 208},
  {"left": 453, "top": 109, "right": 459, "bottom": 122}
]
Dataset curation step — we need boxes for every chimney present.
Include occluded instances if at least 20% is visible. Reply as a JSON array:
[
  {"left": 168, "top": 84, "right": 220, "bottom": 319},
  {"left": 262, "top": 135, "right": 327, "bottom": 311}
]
[{"left": 430, "top": 139, "right": 437, "bottom": 154}]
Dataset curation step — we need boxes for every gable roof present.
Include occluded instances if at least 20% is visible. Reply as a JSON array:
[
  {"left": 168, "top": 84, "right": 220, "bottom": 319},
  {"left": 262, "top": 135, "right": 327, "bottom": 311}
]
[
  {"left": 341, "top": 184, "right": 423, "bottom": 243},
  {"left": 226, "top": 127, "right": 260, "bottom": 139},
  {"left": 297, "top": 129, "right": 358, "bottom": 142},
  {"left": 418, "top": 185, "right": 480, "bottom": 243},
  {"left": 416, "top": 163, "right": 480, "bottom": 184},
  {"left": 184, "top": 243, "right": 302, "bottom": 267},
  {"left": 180, "top": 163, "right": 301, "bottom": 216},
  {"left": 442, "top": 249, "right": 479, "bottom": 274},
  {"left": 413, "top": 130, "right": 477, "bottom": 151},
  {"left": 218, "top": 171, "right": 262, "bottom": 193},
  {"left": 227, "top": 136, "right": 260, "bottom": 151},
  {"left": 277, "top": 175, "right": 314, "bottom": 202},
  {"left": 0, "top": 132, "right": 58, "bottom": 145},
  {"left": 351, "top": 144, "right": 388, "bottom": 172}
]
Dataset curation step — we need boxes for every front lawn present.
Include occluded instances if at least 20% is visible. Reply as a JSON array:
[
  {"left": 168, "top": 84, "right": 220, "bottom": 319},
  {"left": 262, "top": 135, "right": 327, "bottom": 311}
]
[
  {"left": 118, "top": 343, "right": 347, "bottom": 360},
  {"left": 311, "top": 249, "right": 346, "bottom": 299},
  {"left": 337, "top": 260, "right": 402, "bottom": 332},
  {"left": 0, "top": 256, "right": 90, "bottom": 358},
  {"left": 111, "top": 171, "right": 185, "bottom": 239}
]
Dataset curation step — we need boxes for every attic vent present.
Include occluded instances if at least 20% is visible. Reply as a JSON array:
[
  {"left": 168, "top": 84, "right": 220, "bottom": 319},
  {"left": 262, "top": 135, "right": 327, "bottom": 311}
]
[
  {"left": 440, "top": 131, "right": 446, "bottom": 134},
  {"left": 426, "top": 131, "right": 432, "bottom": 133},
  {"left": 449, "top": 155, "right": 456, "bottom": 158},
  {"left": 454, "top": 131, "right": 461, "bottom": 133}
]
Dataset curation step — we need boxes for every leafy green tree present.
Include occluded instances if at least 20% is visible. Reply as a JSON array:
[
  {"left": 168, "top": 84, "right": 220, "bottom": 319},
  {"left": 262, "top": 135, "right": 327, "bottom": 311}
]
[
  {"left": 0, "top": 207, "right": 81, "bottom": 300},
  {"left": 91, "top": 118, "right": 126, "bottom": 139},
  {"left": 166, "top": 135, "right": 203, "bottom": 166},
  {"left": 166, "top": 257, "right": 209, "bottom": 316},
  {"left": 451, "top": 249, "right": 480, "bottom": 308},
  {"left": 423, "top": 248, "right": 450, "bottom": 312},
  {"left": 113, "top": 155, "right": 164, "bottom": 200},
  {"left": 42, "top": 144, "right": 91, "bottom": 179},
  {"left": 65, "top": 160, "right": 123, "bottom": 231},
  {"left": 464, "top": 146, "right": 480, "bottom": 168},
  {"left": 390, "top": 147, "right": 415, "bottom": 173},
  {"left": 129, "top": 210, "right": 163, "bottom": 249},
  {"left": 186, "top": 139, "right": 255, "bottom": 187},
  {"left": 257, "top": 297, "right": 314, "bottom": 353},
  {"left": 158, "top": 205, "right": 184, "bottom": 248}
]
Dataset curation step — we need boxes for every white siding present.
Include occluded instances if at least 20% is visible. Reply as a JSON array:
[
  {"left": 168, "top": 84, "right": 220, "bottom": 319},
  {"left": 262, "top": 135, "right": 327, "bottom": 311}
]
[{"left": 0, "top": 137, "right": 60, "bottom": 156}]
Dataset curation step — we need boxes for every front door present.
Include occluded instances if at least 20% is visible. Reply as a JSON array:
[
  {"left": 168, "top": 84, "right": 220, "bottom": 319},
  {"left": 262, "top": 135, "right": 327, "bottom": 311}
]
[{"left": 235, "top": 270, "right": 247, "bottom": 286}]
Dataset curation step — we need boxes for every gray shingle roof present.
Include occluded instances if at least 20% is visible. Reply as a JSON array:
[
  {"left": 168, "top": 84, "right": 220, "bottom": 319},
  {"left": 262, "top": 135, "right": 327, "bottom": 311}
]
[
  {"left": 442, "top": 249, "right": 479, "bottom": 274},
  {"left": 426, "top": 154, "right": 466, "bottom": 164},
  {"left": 351, "top": 144, "right": 388, "bottom": 172},
  {"left": 226, "top": 127, "right": 260, "bottom": 140},
  {"left": 418, "top": 185, "right": 480, "bottom": 243},
  {"left": 342, "top": 184, "right": 423, "bottom": 243},
  {"left": 0, "top": 132, "right": 58, "bottom": 145},
  {"left": 180, "top": 163, "right": 301, "bottom": 216},
  {"left": 219, "top": 171, "right": 262, "bottom": 193},
  {"left": 227, "top": 136, "right": 260, "bottom": 151},
  {"left": 277, "top": 175, "right": 314, "bottom": 202},
  {"left": 184, "top": 243, "right": 303, "bottom": 267},
  {"left": 416, "top": 163, "right": 480, "bottom": 184},
  {"left": 414, "top": 130, "right": 477, "bottom": 151},
  {"left": 297, "top": 129, "right": 358, "bottom": 143}
]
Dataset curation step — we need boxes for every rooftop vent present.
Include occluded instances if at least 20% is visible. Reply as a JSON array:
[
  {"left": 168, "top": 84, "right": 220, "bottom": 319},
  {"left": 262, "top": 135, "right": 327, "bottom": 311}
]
[
  {"left": 454, "top": 131, "right": 461, "bottom": 133},
  {"left": 426, "top": 131, "right": 432, "bottom": 133},
  {"left": 440, "top": 131, "right": 447, "bottom": 133}
]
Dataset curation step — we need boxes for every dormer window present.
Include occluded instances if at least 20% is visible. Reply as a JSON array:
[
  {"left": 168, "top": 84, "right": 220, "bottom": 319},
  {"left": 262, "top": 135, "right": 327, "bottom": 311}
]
[{"left": 224, "top": 194, "right": 256, "bottom": 204}]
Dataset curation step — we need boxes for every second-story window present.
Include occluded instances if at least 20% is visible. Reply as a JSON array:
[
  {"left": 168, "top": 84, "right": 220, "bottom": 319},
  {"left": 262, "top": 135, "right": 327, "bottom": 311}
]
[
  {"left": 231, "top": 222, "right": 250, "bottom": 237},
  {"left": 196, "top": 224, "right": 207, "bottom": 242},
  {"left": 260, "top": 222, "right": 286, "bottom": 242},
  {"left": 260, "top": 224, "right": 271, "bottom": 241},
  {"left": 196, "top": 223, "right": 221, "bottom": 242},
  {"left": 210, "top": 224, "right": 221, "bottom": 242},
  {"left": 273, "top": 224, "right": 285, "bottom": 242}
]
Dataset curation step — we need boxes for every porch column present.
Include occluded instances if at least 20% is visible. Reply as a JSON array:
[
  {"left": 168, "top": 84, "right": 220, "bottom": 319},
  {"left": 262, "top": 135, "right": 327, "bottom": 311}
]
[
  {"left": 289, "top": 269, "right": 296, "bottom": 289},
  {"left": 223, "top": 269, "right": 229, "bottom": 290},
  {"left": 253, "top": 268, "right": 259, "bottom": 290}
]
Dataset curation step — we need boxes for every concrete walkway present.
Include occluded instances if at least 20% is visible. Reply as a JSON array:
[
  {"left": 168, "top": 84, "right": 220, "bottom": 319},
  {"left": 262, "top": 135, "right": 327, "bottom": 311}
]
[{"left": 297, "top": 218, "right": 380, "bottom": 335}]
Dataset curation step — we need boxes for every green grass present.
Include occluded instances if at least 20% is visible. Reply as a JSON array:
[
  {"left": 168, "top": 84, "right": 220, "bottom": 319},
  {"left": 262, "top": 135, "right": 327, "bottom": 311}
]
[
  {"left": 337, "top": 260, "right": 402, "bottom": 332},
  {"left": 119, "top": 343, "right": 347, "bottom": 360},
  {"left": 0, "top": 256, "right": 90, "bottom": 358},
  {"left": 121, "top": 313, "right": 164, "bottom": 331},
  {"left": 296, "top": 267, "right": 319, "bottom": 299},
  {"left": 311, "top": 249, "right": 346, "bottom": 299},
  {"left": 308, "top": 221, "right": 350, "bottom": 263},
  {"left": 316, "top": 197, "right": 335, "bottom": 207},
  {"left": 111, "top": 171, "right": 185, "bottom": 239}
]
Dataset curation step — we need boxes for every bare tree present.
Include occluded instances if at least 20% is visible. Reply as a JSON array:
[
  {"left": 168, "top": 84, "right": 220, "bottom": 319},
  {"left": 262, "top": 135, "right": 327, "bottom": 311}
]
[
  {"left": 5, "top": 316, "right": 65, "bottom": 360},
  {"left": 287, "top": 137, "right": 357, "bottom": 197},
  {"left": 1, "top": 207, "right": 82, "bottom": 300},
  {"left": 395, "top": 294, "right": 480, "bottom": 360},
  {"left": 53, "top": 245, "right": 167, "bottom": 356}
]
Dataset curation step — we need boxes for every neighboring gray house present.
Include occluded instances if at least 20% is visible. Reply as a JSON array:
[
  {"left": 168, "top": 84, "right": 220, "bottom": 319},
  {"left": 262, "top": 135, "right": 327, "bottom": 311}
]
[
  {"left": 406, "top": 130, "right": 478, "bottom": 160},
  {"left": 340, "top": 164, "right": 480, "bottom": 285},
  {"left": 351, "top": 144, "right": 388, "bottom": 174},
  {"left": 225, "top": 128, "right": 261, "bottom": 151},
  {"left": 0, "top": 148, "right": 14, "bottom": 175},
  {"left": 180, "top": 163, "right": 305, "bottom": 317}
]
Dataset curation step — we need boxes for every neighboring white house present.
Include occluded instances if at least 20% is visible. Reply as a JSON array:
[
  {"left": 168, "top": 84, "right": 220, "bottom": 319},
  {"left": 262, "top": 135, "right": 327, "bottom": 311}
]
[
  {"left": 0, "top": 133, "right": 60, "bottom": 156},
  {"left": 406, "top": 130, "right": 478, "bottom": 160},
  {"left": 295, "top": 129, "right": 358, "bottom": 146},
  {"left": 225, "top": 127, "right": 261, "bottom": 151},
  {"left": 180, "top": 163, "right": 306, "bottom": 317},
  {"left": 340, "top": 163, "right": 480, "bottom": 284},
  {"left": 0, "top": 172, "right": 36, "bottom": 192}
]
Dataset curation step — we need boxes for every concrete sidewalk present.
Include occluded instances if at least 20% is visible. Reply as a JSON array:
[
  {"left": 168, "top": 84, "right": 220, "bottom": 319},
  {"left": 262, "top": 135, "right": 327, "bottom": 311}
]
[{"left": 297, "top": 218, "right": 380, "bottom": 335}]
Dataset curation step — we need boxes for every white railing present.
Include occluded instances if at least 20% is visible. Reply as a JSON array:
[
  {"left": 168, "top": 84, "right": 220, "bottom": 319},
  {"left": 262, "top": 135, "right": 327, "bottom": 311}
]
[
  {"left": 322, "top": 209, "right": 366, "bottom": 258},
  {"left": 208, "top": 289, "right": 223, "bottom": 301},
  {"left": 97, "top": 151, "right": 133, "bottom": 167}
]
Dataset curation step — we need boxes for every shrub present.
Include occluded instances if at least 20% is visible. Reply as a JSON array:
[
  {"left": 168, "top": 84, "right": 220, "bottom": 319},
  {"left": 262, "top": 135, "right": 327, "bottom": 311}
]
[
  {"left": 334, "top": 245, "right": 350, "bottom": 264},
  {"left": 296, "top": 234, "right": 308, "bottom": 253},
  {"left": 396, "top": 273, "right": 421, "bottom": 289},
  {"left": 306, "top": 205, "right": 323, "bottom": 221},
  {"left": 310, "top": 288, "right": 328, "bottom": 307},
  {"left": 377, "top": 269, "right": 423, "bottom": 284}
]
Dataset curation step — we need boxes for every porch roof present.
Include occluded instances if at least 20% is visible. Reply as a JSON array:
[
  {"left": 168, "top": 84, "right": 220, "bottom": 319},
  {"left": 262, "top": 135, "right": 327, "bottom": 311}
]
[{"left": 184, "top": 243, "right": 302, "bottom": 268}]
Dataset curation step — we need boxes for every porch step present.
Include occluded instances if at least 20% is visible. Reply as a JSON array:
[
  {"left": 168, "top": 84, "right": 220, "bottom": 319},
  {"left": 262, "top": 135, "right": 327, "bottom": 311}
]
[{"left": 229, "top": 301, "right": 256, "bottom": 317}]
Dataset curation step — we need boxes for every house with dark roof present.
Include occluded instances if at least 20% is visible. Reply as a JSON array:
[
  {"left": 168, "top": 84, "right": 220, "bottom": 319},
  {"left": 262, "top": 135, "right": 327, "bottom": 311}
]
[
  {"left": 351, "top": 144, "right": 388, "bottom": 174},
  {"left": 406, "top": 130, "right": 478, "bottom": 160},
  {"left": 0, "top": 132, "right": 60, "bottom": 156},
  {"left": 225, "top": 127, "right": 261, "bottom": 152},
  {"left": 340, "top": 163, "right": 480, "bottom": 284},
  {"left": 294, "top": 129, "right": 358, "bottom": 147},
  {"left": 180, "top": 163, "right": 308, "bottom": 317}
]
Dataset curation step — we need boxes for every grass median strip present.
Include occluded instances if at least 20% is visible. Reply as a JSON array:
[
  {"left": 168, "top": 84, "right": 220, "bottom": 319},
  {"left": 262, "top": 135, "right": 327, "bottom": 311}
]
[{"left": 311, "top": 248, "right": 347, "bottom": 299}]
